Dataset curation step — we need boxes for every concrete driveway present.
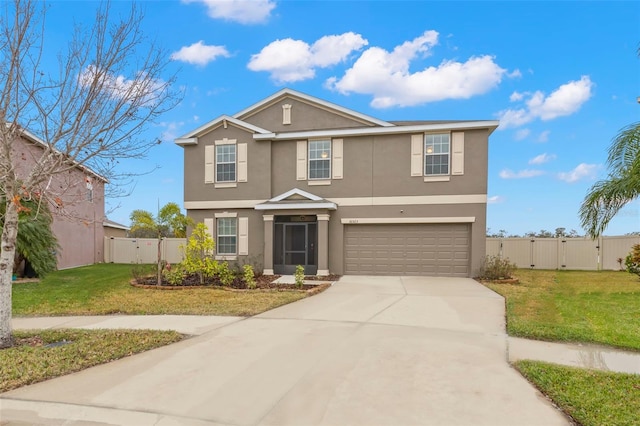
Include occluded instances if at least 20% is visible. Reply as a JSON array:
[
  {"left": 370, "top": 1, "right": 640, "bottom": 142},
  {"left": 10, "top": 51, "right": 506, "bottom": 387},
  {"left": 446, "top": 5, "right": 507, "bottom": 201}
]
[{"left": 1, "top": 276, "right": 568, "bottom": 425}]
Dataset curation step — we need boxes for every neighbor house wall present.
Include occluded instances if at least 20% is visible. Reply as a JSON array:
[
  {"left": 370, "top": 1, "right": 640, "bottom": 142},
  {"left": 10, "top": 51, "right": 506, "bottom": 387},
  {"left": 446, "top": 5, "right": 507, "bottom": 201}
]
[{"left": 11, "top": 136, "right": 105, "bottom": 269}]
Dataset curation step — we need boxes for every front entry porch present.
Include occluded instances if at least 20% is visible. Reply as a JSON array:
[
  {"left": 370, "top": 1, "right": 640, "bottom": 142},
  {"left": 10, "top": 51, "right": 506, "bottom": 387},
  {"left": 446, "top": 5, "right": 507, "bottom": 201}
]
[{"left": 255, "top": 188, "right": 335, "bottom": 276}]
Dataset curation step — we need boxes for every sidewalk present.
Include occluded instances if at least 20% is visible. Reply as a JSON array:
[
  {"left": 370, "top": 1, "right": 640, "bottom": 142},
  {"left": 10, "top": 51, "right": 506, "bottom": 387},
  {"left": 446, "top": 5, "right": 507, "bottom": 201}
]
[
  {"left": 13, "top": 315, "right": 640, "bottom": 374},
  {"left": 12, "top": 315, "right": 243, "bottom": 336}
]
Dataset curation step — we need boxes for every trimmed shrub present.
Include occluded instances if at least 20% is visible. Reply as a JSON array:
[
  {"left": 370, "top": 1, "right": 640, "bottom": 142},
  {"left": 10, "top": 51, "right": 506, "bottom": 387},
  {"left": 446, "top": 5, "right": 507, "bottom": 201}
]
[
  {"left": 294, "top": 265, "right": 305, "bottom": 288},
  {"left": 625, "top": 244, "right": 640, "bottom": 277},
  {"left": 478, "top": 255, "right": 517, "bottom": 280},
  {"left": 218, "top": 262, "right": 235, "bottom": 287},
  {"left": 243, "top": 264, "right": 256, "bottom": 289}
]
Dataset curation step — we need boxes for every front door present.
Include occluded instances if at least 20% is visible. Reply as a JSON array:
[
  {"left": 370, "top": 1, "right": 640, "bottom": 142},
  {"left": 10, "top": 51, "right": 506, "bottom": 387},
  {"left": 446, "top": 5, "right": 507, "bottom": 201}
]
[{"left": 274, "top": 216, "right": 317, "bottom": 275}]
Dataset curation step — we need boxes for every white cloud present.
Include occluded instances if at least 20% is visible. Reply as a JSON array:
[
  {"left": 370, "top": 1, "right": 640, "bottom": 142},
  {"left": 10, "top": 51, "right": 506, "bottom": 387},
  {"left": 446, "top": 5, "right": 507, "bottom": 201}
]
[
  {"left": 170, "top": 41, "right": 230, "bottom": 66},
  {"left": 510, "top": 91, "right": 526, "bottom": 102},
  {"left": 78, "top": 65, "right": 165, "bottom": 105},
  {"left": 538, "top": 130, "right": 551, "bottom": 142},
  {"left": 183, "top": 0, "right": 275, "bottom": 24},
  {"left": 557, "top": 163, "right": 598, "bottom": 183},
  {"left": 488, "top": 195, "right": 505, "bottom": 204},
  {"left": 528, "top": 153, "right": 556, "bottom": 165},
  {"left": 327, "top": 31, "right": 511, "bottom": 108},
  {"left": 159, "top": 121, "right": 185, "bottom": 142},
  {"left": 514, "top": 128, "right": 530, "bottom": 140},
  {"left": 499, "top": 169, "right": 545, "bottom": 179},
  {"left": 497, "top": 76, "right": 594, "bottom": 129},
  {"left": 507, "top": 69, "right": 522, "bottom": 78},
  {"left": 248, "top": 33, "right": 368, "bottom": 83}
]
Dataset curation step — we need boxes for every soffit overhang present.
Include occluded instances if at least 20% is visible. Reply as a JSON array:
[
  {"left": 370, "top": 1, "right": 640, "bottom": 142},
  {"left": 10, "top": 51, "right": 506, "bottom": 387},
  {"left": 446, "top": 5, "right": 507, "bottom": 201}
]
[{"left": 252, "top": 120, "right": 500, "bottom": 141}]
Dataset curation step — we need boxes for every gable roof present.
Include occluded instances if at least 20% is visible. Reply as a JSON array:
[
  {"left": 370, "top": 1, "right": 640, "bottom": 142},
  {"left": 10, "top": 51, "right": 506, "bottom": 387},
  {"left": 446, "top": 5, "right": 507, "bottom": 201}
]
[
  {"left": 233, "top": 88, "right": 394, "bottom": 128},
  {"left": 175, "top": 115, "right": 271, "bottom": 145},
  {"left": 255, "top": 188, "right": 337, "bottom": 211},
  {"left": 17, "top": 126, "right": 108, "bottom": 182}
]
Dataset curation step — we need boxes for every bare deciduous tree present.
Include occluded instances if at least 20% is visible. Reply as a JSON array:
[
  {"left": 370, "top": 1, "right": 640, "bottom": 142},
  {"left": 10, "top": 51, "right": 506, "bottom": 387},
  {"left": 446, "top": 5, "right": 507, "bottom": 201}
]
[{"left": 0, "top": 0, "right": 179, "bottom": 348}]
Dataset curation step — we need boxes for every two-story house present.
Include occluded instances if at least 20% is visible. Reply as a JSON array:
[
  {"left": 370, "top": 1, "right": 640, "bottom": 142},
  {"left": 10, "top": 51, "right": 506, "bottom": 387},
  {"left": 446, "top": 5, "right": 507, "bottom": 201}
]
[
  {"left": 176, "top": 89, "right": 498, "bottom": 277},
  {"left": 12, "top": 129, "right": 106, "bottom": 270}
]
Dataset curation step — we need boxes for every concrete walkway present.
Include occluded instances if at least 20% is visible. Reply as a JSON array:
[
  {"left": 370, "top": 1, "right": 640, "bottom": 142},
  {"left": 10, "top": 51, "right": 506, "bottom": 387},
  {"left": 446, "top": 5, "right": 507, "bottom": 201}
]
[{"left": 1, "top": 276, "right": 570, "bottom": 425}]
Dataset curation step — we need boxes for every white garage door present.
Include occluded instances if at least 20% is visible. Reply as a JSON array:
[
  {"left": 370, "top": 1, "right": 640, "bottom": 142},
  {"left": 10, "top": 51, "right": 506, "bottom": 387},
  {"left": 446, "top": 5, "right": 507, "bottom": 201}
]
[{"left": 344, "top": 223, "right": 470, "bottom": 277}]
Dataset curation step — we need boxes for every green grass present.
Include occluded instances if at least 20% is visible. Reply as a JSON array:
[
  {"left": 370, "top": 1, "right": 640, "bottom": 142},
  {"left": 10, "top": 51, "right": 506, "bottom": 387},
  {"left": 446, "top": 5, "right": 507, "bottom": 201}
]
[
  {"left": 515, "top": 360, "right": 640, "bottom": 426},
  {"left": 484, "top": 269, "right": 640, "bottom": 351},
  {"left": 1, "top": 329, "right": 183, "bottom": 393},
  {"left": 13, "top": 264, "right": 308, "bottom": 316}
]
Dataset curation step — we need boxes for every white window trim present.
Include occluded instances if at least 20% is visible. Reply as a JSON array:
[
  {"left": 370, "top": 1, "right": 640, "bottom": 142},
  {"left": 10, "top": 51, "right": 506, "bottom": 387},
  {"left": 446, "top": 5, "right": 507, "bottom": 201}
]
[
  {"left": 216, "top": 216, "right": 238, "bottom": 257},
  {"left": 308, "top": 139, "right": 332, "bottom": 181},
  {"left": 308, "top": 179, "right": 331, "bottom": 186},
  {"left": 424, "top": 132, "right": 451, "bottom": 177},
  {"left": 214, "top": 142, "right": 237, "bottom": 184}
]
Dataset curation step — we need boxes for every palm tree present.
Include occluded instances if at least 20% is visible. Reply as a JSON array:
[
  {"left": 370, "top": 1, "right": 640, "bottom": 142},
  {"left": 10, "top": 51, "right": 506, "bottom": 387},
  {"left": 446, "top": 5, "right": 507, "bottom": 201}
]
[{"left": 579, "top": 121, "right": 640, "bottom": 238}]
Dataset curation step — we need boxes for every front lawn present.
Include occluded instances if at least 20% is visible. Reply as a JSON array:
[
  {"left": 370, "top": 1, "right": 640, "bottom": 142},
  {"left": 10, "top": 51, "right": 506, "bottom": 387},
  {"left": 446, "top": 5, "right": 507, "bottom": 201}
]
[
  {"left": 484, "top": 269, "right": 640, "bottom": 425},
  {"left": 13, "top": 264, "right": 309, "bottom": 316},
  {"left": 0, "top": 329, "right": 183, "bottom": 393},
  {"left": 516, "top": 360, "right": 640, "bottom": 426},
  {"left": 484, "top": 269, "right": 640, "bottom": 351}
]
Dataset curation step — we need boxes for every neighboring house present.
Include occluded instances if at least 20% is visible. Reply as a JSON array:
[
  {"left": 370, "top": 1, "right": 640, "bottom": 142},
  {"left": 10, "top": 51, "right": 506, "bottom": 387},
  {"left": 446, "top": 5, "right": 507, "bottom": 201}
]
[
  {"left": 103, "top": 219, "right": 130, "bottom": 238},
  {"left": 10, "top": 130, "right": 106, "bottom": 270},
  {"left": 176, "top": 89, "right": 498, "bottom": 277}
]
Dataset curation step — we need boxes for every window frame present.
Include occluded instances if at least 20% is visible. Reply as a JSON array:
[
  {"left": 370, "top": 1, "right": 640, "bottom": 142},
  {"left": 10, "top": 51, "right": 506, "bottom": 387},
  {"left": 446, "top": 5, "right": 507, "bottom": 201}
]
[
  {"left": 424, "top": 133, "right": 450, "bottom": 176},
  {"left": 215, "top": 143, "right": 237, "bottom": 183},
  {"left": 308, "top": 139, "right": 332, "bottom": 181},
  {"left": 216, "top": 217, "right": 237, "bottom": 256}
]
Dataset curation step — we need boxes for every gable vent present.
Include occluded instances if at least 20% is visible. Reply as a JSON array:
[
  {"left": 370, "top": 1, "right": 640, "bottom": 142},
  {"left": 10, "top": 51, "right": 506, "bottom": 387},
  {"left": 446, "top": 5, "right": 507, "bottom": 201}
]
[{"left": 282, "top": 104, "right": 292, "bottom": 125}]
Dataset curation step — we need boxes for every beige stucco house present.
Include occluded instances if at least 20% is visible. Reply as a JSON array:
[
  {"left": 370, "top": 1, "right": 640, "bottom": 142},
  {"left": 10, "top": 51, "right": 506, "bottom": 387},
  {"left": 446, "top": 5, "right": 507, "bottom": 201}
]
[
  {"left": 176, "top": 89, "right": 498, "bottom": 277},
  {"left": 11, "top": 130, "right": 106, "bottom": 270}
]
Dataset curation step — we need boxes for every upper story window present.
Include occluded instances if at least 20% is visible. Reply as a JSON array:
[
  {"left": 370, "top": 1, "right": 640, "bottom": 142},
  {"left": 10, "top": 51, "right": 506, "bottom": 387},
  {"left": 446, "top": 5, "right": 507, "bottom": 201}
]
[
  {"left": 308, "top": 140, "right": 331, "bottom": 180},
  {"left": 425, "top": 133, "right": 450, "bottom": 176},
  {"left": 204, "top": 139, "right": 247, "bottom": 187},
  {"left": 216, "top": 144, "right": 236, "bottom": 182},
  {"left": 297, "top": 138, "right": 343, "bottom": 184}
]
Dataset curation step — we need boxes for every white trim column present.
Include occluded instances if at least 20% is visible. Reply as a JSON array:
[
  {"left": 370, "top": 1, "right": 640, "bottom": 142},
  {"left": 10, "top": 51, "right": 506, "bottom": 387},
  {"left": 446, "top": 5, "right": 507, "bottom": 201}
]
[
  {"left": 263, "top": 215, "right": 274, "bottom": 275},
  {"left": 317, "top": 213, "right": 330, "bottom": 276}
]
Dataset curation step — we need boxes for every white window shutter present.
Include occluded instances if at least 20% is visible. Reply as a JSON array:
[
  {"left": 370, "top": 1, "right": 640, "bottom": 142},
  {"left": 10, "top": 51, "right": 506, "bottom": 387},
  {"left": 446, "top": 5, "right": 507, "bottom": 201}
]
[
  {"left": 204, "top": 145, "right": 215, "bottom": 183},
  {"left": 238, "top": 217, "right": 248, "bottom": 255},
  {"left": 332, "top": 138, "right": 343, "bottom": 179},
  {"left": 204, "top": 218, "right": 215, "bottom": 255},
  {"left": 451, "top": 132, "right": 464, "bottom": 175},
  {"left": 237, "top": 143, "right": 247, "bottom": 182},
  {"left": 410, "top": 134, "right": 423, "bottom": 176},
  {"left": 296, "top": 140, "right": 307, "bottom": 180}
]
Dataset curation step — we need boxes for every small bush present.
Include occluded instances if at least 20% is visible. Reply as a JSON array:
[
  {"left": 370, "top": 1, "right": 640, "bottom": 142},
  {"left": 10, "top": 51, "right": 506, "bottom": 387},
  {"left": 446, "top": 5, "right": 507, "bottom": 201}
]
[
  {"left": 294, "top": 265, "right": 305, "bottom": 288},
  {"left": 243, "top": 264, "right": 256, "bottom": 289},
  {"left": 218, "top": 262, "right": 235, "bottom": 287},
  {"left": 163, "top": 263, "right": 186, "bottom": 286},
  {"left": 478, "top": 255, "right": 517, "bottom": 280},
  {"left": 131, "top": 264, "right": 153, "bottom": 281},
  {"left": 625, "top": 244, "right": 640, "bottom": 277}
]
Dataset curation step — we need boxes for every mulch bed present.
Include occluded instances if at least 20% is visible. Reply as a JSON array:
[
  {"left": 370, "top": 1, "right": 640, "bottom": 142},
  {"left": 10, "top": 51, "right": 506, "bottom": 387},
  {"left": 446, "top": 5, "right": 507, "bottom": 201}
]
[{"left": 131, "top": 274, "right": 336, "bottom": 294}]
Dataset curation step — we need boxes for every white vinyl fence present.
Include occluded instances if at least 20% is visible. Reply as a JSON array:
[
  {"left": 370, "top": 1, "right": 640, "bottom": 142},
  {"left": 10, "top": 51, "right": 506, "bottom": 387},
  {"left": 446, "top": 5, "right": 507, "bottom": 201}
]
[
  {"left": 105, "top": 235, "right": 640, "bottom": 271},
  {"left": 104, "top": 237, "right": 186, "bottom": 265},
  {"left": 486, "top": 235, "right": 640, "bottom": 271}
]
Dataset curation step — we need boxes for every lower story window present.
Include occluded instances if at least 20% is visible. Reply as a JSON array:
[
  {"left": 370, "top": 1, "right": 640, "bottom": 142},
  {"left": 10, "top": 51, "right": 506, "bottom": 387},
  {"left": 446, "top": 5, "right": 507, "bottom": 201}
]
[{"left": 217, "top": 217, "right": 237, "bottom": 255}]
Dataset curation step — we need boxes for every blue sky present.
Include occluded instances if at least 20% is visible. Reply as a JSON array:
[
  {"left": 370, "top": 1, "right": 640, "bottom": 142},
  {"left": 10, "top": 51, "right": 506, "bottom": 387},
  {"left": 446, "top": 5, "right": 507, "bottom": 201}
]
[{"left": 45, "top": 1, "right": 639, "bottom": 236}]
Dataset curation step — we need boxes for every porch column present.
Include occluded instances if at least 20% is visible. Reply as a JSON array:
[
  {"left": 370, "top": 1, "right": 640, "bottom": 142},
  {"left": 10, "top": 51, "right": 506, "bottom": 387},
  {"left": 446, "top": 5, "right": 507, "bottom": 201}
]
[
  {"left": 317, "top": 213, "right": 330, "bottom": 276},
  {"left": 263, "top": 215, "right": 274, "bottom": 275}
]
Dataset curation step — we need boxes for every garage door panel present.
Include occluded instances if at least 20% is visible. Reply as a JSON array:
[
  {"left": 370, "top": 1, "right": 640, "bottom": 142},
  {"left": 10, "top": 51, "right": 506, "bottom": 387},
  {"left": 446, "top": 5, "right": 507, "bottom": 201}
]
[{"left": 344, "top": 223, "right": 470, "bottom": 277}]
